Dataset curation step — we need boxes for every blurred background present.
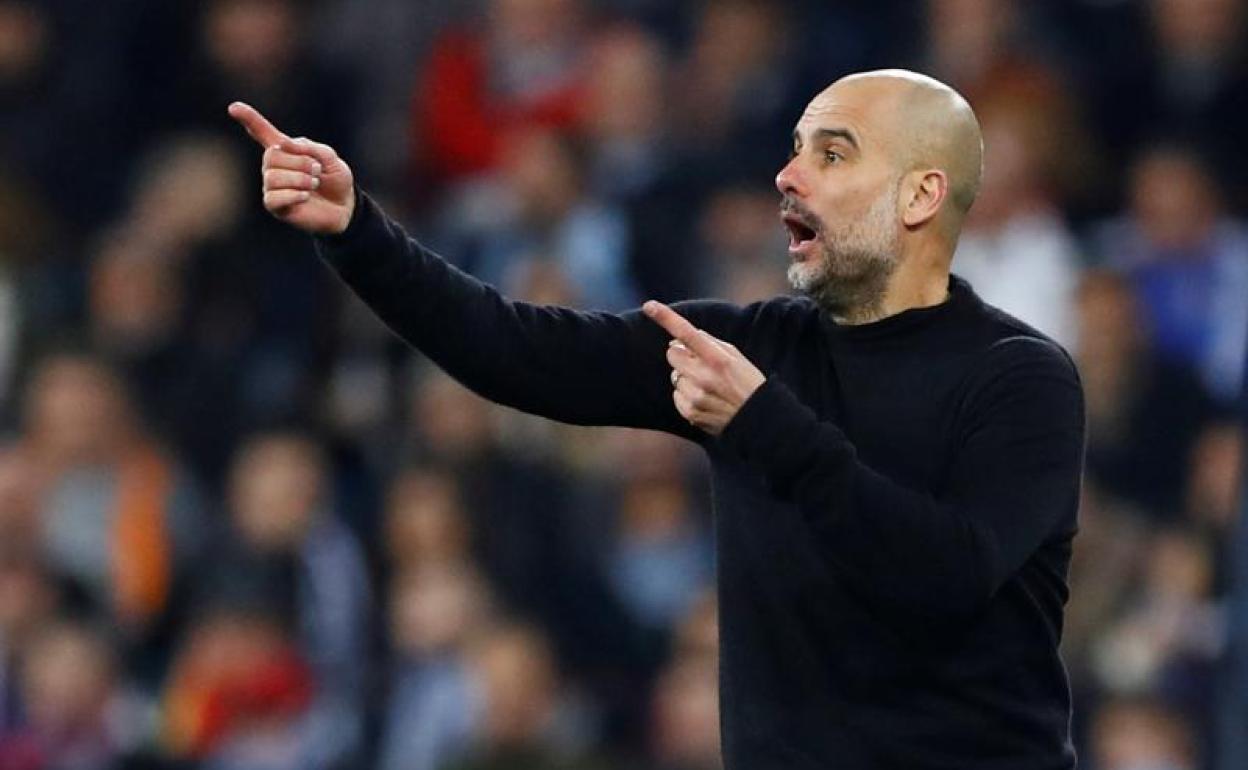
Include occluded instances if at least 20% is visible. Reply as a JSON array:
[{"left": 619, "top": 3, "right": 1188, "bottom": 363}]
[{"left": 0, "top": 0, "right": 1245, "bottom": 768}]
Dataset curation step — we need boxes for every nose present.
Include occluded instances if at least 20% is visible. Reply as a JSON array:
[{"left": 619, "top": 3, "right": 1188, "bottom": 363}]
[{"left": 775, "top": 156, "right": 804, "bottom": 197}]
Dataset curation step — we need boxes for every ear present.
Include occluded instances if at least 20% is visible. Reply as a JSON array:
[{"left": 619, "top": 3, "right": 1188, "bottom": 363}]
[{"left": 901, "top": 169, "right": 948, "bottom": 228}]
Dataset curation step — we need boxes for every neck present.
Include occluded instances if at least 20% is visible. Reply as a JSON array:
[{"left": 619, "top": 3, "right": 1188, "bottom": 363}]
[{"left": 831, "top": 239, "right": 953, "bottom": 325}]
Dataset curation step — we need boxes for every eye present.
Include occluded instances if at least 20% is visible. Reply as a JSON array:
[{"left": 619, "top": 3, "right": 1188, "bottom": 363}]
[{"left": 824, "top": 149, "right": 843, "bottom": 164}]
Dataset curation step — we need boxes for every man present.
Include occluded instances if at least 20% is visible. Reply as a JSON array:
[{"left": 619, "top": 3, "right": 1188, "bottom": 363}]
[{"left": 229, "top": 69, "right": 1085, "bottom": 769}]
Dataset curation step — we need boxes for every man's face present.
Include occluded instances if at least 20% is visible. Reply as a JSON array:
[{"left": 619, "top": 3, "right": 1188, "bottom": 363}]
[{"left": 775, "top": 84, "right": 904, "bottom": 316}]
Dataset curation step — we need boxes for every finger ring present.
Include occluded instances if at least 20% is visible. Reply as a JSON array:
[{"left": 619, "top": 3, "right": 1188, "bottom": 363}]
[{"left": 670, "top": 370, "right": 681, "bottom": 388}]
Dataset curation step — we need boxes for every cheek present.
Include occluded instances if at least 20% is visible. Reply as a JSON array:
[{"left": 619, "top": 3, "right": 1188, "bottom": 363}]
[{"left": 810, "top": 178, "right": 878, "bottom": 228}]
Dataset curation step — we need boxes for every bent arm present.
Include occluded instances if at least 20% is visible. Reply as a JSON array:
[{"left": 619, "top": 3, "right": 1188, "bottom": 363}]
[
  {"left": 718, "top": 336, "right": 1085, "bottom": 623},
  {"left": 315, "top": 190, "right": 712, "bottom": 438}
]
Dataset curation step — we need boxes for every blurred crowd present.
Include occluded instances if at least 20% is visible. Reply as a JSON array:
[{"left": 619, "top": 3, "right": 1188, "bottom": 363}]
[{"left": 0, "top": 0, "right": 1244, "bottom": 769}]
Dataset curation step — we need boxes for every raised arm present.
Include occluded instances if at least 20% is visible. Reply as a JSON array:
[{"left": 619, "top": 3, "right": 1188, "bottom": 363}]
[{"left": 228, "top": 102, "right": 721, "bottom": 438}]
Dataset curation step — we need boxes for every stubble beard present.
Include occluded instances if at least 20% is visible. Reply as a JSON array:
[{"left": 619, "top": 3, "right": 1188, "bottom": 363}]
[{"left": 787, "top": 179, "right": 902, "bottom": 324}]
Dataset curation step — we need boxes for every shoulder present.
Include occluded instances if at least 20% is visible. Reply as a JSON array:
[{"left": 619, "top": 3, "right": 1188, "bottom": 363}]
[
  {"left": 952, "top": 286, "right": 1083, "bottom": 423},
  {"left": 956, "top": 277, "right": 1079, "bottom": 380}
]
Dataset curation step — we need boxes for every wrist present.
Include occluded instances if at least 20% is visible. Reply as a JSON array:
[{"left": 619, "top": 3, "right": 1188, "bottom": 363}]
[{"left": 334, "top": 187, "right": 357, "bottom": 235}]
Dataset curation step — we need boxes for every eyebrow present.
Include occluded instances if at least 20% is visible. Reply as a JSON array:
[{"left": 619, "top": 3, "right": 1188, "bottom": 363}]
[{"left": 793, "top": 127, "right": 860, "bottom": 151}]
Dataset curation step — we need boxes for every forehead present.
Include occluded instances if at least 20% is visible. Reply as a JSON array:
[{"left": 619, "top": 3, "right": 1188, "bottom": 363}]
[{"left": 793, "top": 81, "right": 901, "bottom": 150}]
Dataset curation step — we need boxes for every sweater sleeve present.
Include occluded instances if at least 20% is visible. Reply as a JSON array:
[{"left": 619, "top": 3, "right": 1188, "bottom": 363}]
[
  {"left": 717, "top": 335, "right": 1085, "bottom": 622},
  {"left": 314, "top": 190, "right": 720, "bottom": 439}
]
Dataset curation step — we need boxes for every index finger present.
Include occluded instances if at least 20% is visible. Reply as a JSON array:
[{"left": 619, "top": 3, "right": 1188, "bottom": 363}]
[
  {"left": 228, "top": 101, "right": 288, "bottom": 148},
  {"left": 642, "top": 301, "right": 722, "bottom": 359}
]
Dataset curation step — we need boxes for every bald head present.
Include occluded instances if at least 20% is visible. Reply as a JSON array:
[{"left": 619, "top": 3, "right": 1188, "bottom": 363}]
[
  {"left": 777, "top": 69, "right": 984, "bottom": 321},
  {"left": 817, "top": 69, "right": 984, "bottom": 225}
]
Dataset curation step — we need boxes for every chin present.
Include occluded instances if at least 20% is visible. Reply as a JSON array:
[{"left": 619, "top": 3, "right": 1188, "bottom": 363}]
[{"left": 787, "top": 259, "right": 826, "bottom": 295}]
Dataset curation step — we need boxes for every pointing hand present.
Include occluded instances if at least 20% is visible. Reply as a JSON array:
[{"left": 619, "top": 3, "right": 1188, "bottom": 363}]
[
  {"left": 643, "top": 301, "right": 766, "bottom": 436},
  {"left": 227, "top": 101, "right": 355, "bottom": 235}
]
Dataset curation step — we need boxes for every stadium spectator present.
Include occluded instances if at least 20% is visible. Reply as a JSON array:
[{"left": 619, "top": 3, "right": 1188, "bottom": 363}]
[
  {"left": 0, "top": 620, "right": 125, "bottom": 770},
  {"left": 0, "top": 551, "right": 62, "bottom": 736},
  {"left": 606, "top": 471, "right": 712, "bottom": 633},
  {"left": 413, "top": 0, "right": 589, "bottom": 184},
  {"left": 1075, "top": 271, "right": 1221, "bottom": 519},
  {"left": 952, "top": 100, "right": 1082, "bottom": 349},
  {"left": 162, "top": 604, "right": 315, "bottom": 767},
  {"left": 646, "top": 655, "right": 720, "bottom": 770},
  {"left": 696, "top": 184, "right": 790, "bottom": 304},
  {"left": 211, "top": 430, "right": 372, "bottom": 766},
  {"left": 671, "top": 0, "right": 803, "bottom": 183},
  {"left": 378, "top": 561, "right": 495, "bottom": 770},
  {"left": 21, "top": 351, "right": 206, "bottom": 658},
  {"left": 445, "top": 622, "right": 609, "bottom": 770},
  {"left": 1090, "top": 695, "right": 1200, "bottom": 770},
  {"left": 1095, "top": 144, "right": 1248, "bottom": 406},
  {"left": 581, "top": 26, "right": 705, "bottom": 301},
  {"left": 383, "top": 465, "right": 474, "bottom": 573}
]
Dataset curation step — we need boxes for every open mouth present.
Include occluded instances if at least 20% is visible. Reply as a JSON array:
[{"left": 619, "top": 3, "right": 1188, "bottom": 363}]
[{"left": 782, "top": 213, "right": 819, "bottom": 254}]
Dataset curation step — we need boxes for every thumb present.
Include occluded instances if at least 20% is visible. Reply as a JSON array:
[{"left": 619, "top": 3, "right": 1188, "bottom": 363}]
[{"left": 227, "top": 101, "right": 287, "bottom": 148}]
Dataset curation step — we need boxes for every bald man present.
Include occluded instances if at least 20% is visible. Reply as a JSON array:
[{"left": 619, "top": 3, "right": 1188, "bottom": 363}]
[{"left": 230, "top": 69, "right": 1083, "bottom": 769}]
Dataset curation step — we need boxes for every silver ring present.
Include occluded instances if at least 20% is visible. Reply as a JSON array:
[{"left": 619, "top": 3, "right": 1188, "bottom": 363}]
[{"left": 671, "top": 369, "right": 681, "bottom": 388}]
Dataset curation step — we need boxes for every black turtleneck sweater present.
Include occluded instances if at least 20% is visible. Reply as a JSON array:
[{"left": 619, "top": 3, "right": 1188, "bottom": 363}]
[{"left": 316, "top": 192, "right": 1085, "bottom": 770}]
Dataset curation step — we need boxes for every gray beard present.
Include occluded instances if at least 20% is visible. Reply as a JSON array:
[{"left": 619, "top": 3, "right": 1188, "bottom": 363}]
[{"left": 787, "top": 181, "right": 902, "bottom": 324}]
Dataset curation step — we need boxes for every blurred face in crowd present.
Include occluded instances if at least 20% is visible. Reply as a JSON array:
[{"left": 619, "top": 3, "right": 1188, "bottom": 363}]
[
  {"left": 503, "top": 127, "right": 582, "bottom": 226},
  {"left": 129, "top": 136, "right": 244, "bottom": 246},
  {"left": 1186, "top": 424, "right": 1243, "bottom": 528},
  {"left": 966, "top": 107, "right": 1043, "bottom": 229},
  {"left": 927, "top": 0, "right": 1016, "bottom": 79},
  {"left": 1153, "top": 0, "right": 1244, "bottom": 62},
  {"left": 690, "top": 0, "right": 786, "bottom": 83},
  {"left": 1075, "top": 271, "right": 1142, "bottom": 364},
  {"left": 22, "top": 623, "right": 116, "bottom": 735},
  {"left": 489, "top": 0, "right": 580, "bottom": 52},
  {"left": 411, "top": 370, "right": 495, "bottom": 460},
  {"left": 1092, "top": 698, "right": 1195, "bottom": 770},
  {"left": 390, "top": 563, "right": 490, "bottom": 658},
  {"left": 204, "top": 0, "right": 297, "bottom": 85},
  {"left": 89, "top": 234, "right": 182, "bottom": 354},
  {"left": 229, "top": 433, "right": 326, "bottom": 551},
  {"left": 651, "top": 657, "right": 721, "bottom": 767},
  {"left": 1128, "top": 147, "right": 1219, "bottom": 251},
  {"left": 619, "top": 477, "right": 691, "bottom": 543},
  {"left": 586, "top": 28, "right": 666, "bottom": 145},
  {"left": 0, "top": 0, "right": 47, "bottom": 87},
  {"left": 674, "top": 588, "right": 719, "bottom": 663},
  {"left": 1146, "top": 528, "right": 1213, "bottom": 602},
  {"left": 469, "top": 624, "right": 558, "bottom": 747},
  {"left": 24, "top": 355, "right": 133, "bottom": 467},
  {"left": 0, "top": 445, "right": 41, "bottom": 548},
  {"left": 384, "top": 468, "right": 471, "bottom": 568},
  {"left": 775, "top": 71, "right": 982, "bottom": 320},
  {"left": 0, "top": 552, "right": 57, "bottom": 645}
]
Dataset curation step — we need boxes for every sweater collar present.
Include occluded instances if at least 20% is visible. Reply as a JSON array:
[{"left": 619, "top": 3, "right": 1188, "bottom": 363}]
[{"left": 820, "top": 274, "right": 975, "bottom": 342}]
